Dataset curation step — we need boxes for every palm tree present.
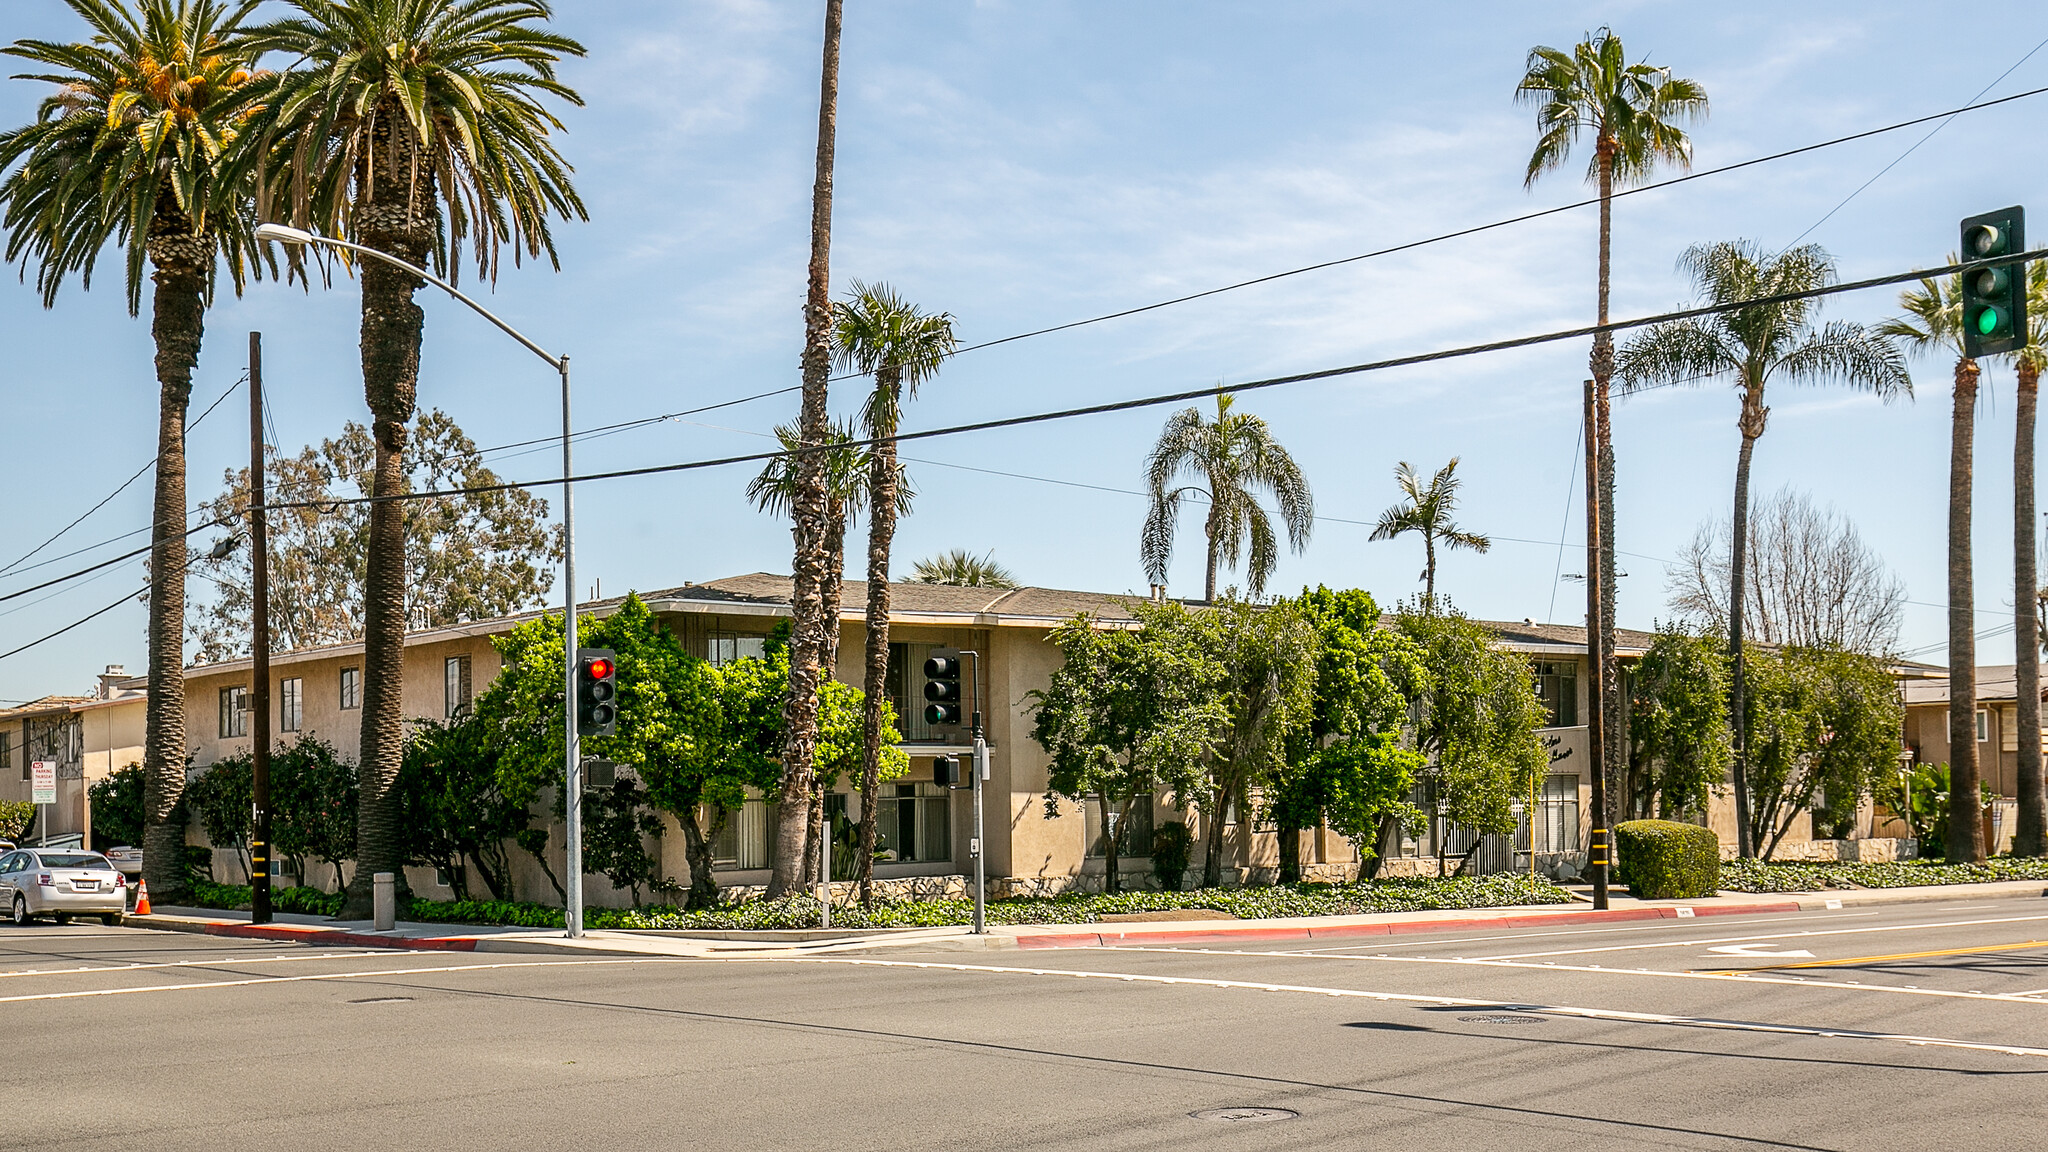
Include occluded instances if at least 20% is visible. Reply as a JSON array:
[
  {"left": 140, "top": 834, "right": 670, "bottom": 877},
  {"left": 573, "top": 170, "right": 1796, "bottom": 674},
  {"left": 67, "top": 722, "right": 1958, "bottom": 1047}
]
[
  {"left": 1518, "top": 28, "right": 1707, "bottom": 828},
  {"left": 1619, "top": 240, "right": 1909, "bottom": 858},
  {"left": 769, "top": 0, "right": 845, "bottom": 899},
  {"left": 236, "top": 0, "right": 586, "bottom": 917},
  {"left": 1881, "top": 267, "right": 1988, "bottom": 863},
  {"left": 2014, "top": 262, "right": 2048, "bottom": 858},
  {"left": 910, "top": 549, "right": 1018, "bottom": 588},
  {"left": 1142, "top": 394, "right": 1313, "bottom": 602},
  {"left": 1368, "top": 458, "right": 1490, "bottom": 605},
  {"left": 833, "top": 280, "right": 956, "bottom": 908},
  {"left": 1, "top": 0, "right": 264, "bottom": 903}
]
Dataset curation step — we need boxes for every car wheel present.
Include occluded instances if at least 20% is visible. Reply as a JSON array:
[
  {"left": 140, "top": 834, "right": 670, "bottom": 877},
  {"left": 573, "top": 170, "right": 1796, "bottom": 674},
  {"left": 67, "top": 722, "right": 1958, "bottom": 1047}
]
[
  {"left": 9, "top": 895, "right": 30, "bottom": 927},
  {"left": 101, "top": 913, "right": 121, "bottom": 926}
]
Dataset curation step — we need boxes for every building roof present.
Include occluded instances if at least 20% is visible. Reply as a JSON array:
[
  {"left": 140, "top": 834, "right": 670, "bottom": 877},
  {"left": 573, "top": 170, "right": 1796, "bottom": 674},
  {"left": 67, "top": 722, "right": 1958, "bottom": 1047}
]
[
  {"left": 641, "top": 573, "right": 1146, "bottom": 625},
  {"left": 1471, "top": 619, "right": 1660, "bottom": 658},
  {"left": 1904, "top": 665, "right": 2036, "bottom": 706},
  {"left": 0, "top": 695, "right": 93, "bottom": 721}
]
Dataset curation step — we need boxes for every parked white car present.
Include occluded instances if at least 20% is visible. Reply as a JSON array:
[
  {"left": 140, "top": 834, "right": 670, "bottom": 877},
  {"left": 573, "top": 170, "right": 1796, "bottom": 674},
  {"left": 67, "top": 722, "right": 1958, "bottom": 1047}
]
[
  {"left": 102, "top": 846, "right": 142, "bottom": 878},
  {"left": 0, "top": 849, "right": 127, "bottom": 925}
]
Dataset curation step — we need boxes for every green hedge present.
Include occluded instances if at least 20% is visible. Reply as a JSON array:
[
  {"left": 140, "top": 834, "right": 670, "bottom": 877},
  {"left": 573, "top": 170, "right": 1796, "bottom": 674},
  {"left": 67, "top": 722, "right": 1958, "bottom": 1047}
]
[
  {"left": 1719, "top": 857, "right": 2048, "bottom": 892},
  {"left": 1614, "top": 819, "right": 1720, "bottom": 899}
]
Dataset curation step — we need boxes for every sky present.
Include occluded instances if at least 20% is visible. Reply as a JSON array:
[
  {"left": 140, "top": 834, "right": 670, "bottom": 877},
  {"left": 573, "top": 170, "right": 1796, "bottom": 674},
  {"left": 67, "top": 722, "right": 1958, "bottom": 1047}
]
[{"left": 2, "top": 0, "right": 2046, "bottom": 705}]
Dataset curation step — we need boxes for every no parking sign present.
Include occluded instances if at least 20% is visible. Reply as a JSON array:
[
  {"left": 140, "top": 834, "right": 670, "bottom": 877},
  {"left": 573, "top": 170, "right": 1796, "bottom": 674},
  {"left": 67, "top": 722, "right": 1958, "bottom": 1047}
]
[{"left": 30, "top": 761, "right": 55, "bottom": 805}]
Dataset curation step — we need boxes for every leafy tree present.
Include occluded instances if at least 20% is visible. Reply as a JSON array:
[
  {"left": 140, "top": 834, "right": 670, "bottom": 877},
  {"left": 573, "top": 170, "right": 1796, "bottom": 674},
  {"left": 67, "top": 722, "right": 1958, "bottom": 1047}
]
[
  {"left": 1029, "top": 601, "right": 1227, "bottom": 893},
  {"left": 190, "top": 410, "right": 562, "bottom": 662},
  {"left": 2, "top": 0, "right": 267, "bottom": 906},
  {"left": 1143, "top": 394, "right": 1313, "bottom": 602},
  {"left": 1369, "top": 458, "right": 1490, "bottom": 605},
  {"left": 1395, "top": 600, "right": 1548, "bottom": 872},
  {"left": 1744, "top": 645, "right": 1903, "bottom": 859},
  {"left": 1268, "top": 588, "right": 1428, "bottom": 883},
  {"left": 270, "top": 736, "right": 356, "bottom": 891},
  {"left": 581, "top": 778, "right": 664, "bottom": 907},
  {"left": 234, "top": 0, "right": 588, "bottom": 919},
  {"left": 1619, "top": 239, "right": 1908, "bottom": 856},
  {"left": 1194, "top": 597, "right": 1317, "bottom": 888},
  {"left": 0, "top": 801, "right": 34, "bottom": 844},
  {"left": 1627, "top": 625, "right": 1730, "bottom": 821},
  {"left": 89, "top": 764, "right": 147, "bottom": 849},
  {"left": 908, "top": 549, "right": 1017, "bottom": 588},
  {"left": 396, "top": 716, "right": 525, "bottom": 901},
  {"left": 835, "top": 280, "right": 956, "bottom": 908},
  {"left": 185, "top": 753, "right": 254, "bottom": 880},
  {"left": 1517, "top": 27, "right": 1708, "bottom": 822}
]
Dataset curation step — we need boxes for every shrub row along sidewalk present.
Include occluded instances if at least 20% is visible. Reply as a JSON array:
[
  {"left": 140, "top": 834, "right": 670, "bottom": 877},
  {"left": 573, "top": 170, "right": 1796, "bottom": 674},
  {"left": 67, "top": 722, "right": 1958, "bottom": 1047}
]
[
  {"left": 181, "top": 873, "right": 1572, "bottom": 932},
  {"left": 1718, "top": 857, "right": 2048, "bottom": 893}
]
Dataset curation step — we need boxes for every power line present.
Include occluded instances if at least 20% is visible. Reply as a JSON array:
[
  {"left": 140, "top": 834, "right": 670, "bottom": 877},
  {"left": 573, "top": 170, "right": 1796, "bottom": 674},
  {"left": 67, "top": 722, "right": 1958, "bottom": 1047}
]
[
  {"left": 265, "top": 246, "right": 2046, "bottom": 515},
  {"left": 0, "top": 517, "right": 235, "bottom": 607}
]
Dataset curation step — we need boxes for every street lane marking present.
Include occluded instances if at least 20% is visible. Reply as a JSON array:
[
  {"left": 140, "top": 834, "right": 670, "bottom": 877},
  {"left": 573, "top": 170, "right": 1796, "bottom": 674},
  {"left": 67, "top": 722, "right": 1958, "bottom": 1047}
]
[
  {"left": 1279, "top": 913, "right": 1855, "bottom": 954},
  {"left": 1464, "top": 913, "right": 2048, "bottom": 961},
  {"left": 0, "top": 952, "right": 388, "bottom": 980},
  {"left": 1714, "top": 939, "right": 2048, "bottom": 974},
  {"left": 1706, "top": 945, "right": 1815, "bottom": 958},
  {"left": 0, "top": 957, "right": 677, "bottom": 1003}
]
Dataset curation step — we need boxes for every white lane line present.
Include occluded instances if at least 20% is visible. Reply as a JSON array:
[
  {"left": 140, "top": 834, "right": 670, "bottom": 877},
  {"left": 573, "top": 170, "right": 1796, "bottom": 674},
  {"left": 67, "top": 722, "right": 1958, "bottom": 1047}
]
[
  {"left": 0, "top": 957, "right": 685, "bottom": 1003},
  {"left": 0, "top": 952, "right": 388, "bottom": 981},
  {"left": 1278, "top": 913, "right": 1860, "bottom": 954},
  {"left": 1107, "top": 946, "right": 2048, "bottom": 1007},
  {"left": 706, "top": 956, "right": 2048, "bottom": 1060},
  {"left": 1465, "top": 913, "right": 2048, "bottom": 961}
]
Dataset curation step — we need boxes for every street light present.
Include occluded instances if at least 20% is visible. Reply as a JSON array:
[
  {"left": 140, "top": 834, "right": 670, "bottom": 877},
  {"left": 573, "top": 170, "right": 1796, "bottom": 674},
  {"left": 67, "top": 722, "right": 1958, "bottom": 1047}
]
[{"left": 256, "top": 221, "right": 591, "bottom": 939}]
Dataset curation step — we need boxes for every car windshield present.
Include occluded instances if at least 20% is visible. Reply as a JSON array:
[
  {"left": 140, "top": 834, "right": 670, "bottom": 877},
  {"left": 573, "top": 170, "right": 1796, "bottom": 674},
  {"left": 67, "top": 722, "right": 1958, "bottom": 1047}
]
[{"left": 37, "top": 854, "right": 109, "bottom": 869}]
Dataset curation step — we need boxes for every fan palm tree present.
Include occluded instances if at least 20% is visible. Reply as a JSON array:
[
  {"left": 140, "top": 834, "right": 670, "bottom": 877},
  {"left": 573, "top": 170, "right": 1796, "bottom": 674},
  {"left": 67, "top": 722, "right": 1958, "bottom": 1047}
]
[
  {"left": 234, "top": 0, "right": 586, "bottom": 917},
  {"left": 1368, "top": 458, "right": 1490, "bottom": 605},
  {"left": 1518, "top": 28, "right": 1707, "bottom": 825},
  {"left": 1880, "top": 265, "right": 1989, "bottom": 863},
  {"left": 2014, "top": 262, "right": 2048, "bottom": 858},
  {"left": 1618, "top": 240, "right": 1909, "bottom": 858},
  {"left": 1142, "top": 394, "right": 1313, "bottom": 602},
  {"left": 833, "top": 280, "right": 955, "bottom": 908},
  {"left": 910, "top": 549, "right": 1017, "bottom": 588},
  {"left": 1, "top": 0, "right": 264, "bottom": 903}
]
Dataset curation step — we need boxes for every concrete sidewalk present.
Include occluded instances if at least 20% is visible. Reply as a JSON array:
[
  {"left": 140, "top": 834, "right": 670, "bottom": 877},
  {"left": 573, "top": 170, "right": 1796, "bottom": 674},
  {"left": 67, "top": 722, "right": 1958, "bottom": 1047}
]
[{"left": 121, "top": 879, "right": 2046, "bottom": 958}]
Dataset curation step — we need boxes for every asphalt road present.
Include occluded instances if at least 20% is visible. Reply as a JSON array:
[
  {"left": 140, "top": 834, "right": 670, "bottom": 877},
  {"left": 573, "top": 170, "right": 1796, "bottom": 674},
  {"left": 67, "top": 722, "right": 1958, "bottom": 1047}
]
[{"left": 5, "top": 898, "right": 2047, "bottom": 1151}]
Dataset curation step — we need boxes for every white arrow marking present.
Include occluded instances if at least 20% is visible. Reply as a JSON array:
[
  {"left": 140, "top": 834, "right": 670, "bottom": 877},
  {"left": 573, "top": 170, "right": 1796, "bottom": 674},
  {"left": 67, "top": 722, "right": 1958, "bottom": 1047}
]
[{"left": 1707, "top": 944, "right": 1816, "bottom": 958}]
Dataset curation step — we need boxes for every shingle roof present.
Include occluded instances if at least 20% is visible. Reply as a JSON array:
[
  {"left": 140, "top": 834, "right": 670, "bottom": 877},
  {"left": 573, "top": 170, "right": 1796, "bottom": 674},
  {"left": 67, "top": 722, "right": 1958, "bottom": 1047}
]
[
  {"left": 0, "top": 695, "right": 93, "bottom": 720},
  {"left": 1905, "top": 665, "right": 2031, "bottom": 705},
  {"left": 647, "top": 573, "right": 1145, "bottom": 624}
]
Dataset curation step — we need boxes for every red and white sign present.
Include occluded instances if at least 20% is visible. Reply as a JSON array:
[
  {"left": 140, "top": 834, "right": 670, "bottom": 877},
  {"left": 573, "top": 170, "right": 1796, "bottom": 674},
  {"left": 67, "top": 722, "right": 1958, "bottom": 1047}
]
[{"left": 29, "top": 761, "right": 55, "bottom": 806}]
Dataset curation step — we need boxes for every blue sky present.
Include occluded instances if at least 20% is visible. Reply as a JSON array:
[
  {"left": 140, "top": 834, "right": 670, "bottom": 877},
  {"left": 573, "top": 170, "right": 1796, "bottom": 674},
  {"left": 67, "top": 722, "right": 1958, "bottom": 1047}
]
[{"left": 3, "top": 0, "right": 2046, "bottom": 704}]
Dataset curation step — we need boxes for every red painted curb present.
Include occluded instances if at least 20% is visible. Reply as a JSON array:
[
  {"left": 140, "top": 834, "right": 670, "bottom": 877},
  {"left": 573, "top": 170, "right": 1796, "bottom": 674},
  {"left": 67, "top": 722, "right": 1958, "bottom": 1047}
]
[
  {"left": 200, "top": 922, "right": 479, "bottom": 952},
  {"left": 1011, "top": 900, "right": 1805, "bottom": 950}
]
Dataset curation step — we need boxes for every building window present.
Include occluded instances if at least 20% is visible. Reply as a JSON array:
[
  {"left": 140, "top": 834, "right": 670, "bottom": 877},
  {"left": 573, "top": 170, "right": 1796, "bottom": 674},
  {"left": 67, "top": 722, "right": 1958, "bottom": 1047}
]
[
  {"left": 279, "top": 678, "right": 303, "bottom": 733},
  {"left": 708, "top": 632, "right": 768, "bottom": 667},
  {"left": 1977, "top": 708, "right": 1991, "bottom": 743},
  {"left": 220, "top": 686, "right": 249, "bottom": 738},
  {"left": 1532, "top": 661, "right": 1577, "bottom": 728},
  {"left": 445, "top": 655, "right": 472, "bottom": 720},
  {"left": 886, "top": 642, "right": 946, "bottom": 742},
  {"left": 339, "top": 667, "right": 360, "bottom": 711},
  {"left": 1085, "top": 796, "right": 1153, "bottom": 859},
  {"left": 1534, "top": 775, "right": 1581, "bottom": 854},
  {"left": 878, "top": 781, "right": 952, "bottom": 863},
  {"left": 3, "top": 730, "right": 16, "bottom": 781},
  {"left": 711, "top": 797, "right": 773, "bottom": 870}
]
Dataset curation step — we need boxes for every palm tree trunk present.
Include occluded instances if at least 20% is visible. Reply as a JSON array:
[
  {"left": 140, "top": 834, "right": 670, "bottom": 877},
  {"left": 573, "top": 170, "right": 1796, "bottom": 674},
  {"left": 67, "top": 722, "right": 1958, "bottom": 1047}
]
[
  {"left": 342, "top": 113, "right": 432, "bottom": 919},
  {"left": 857, "top": 400, "right": 902, "bottom": 908},
  {"left": 140, "top": 230, "right": 207, "bottom": 905},
  {"left": 1203, "top": 503, "right": 1220, "bottom": 604},
  {"left": 1591, "top": 139, "right": 1623, "bottom": 836},
  {"left": 2016, "top": 357, "right": 2045, "bottom": 857},
  {"left": 1728, "top": 390, "right": 1766, "bottom": 858},
  {"left": 1948, "top": 358, "right": 1986, "bottom": 863},
  {"left": 1423, "top": 531, "right": 1436, "bottom": 605},
  {"left": 802, "top": 500, "right": 849, "bottom": 886},
  {"left": 769, "top": 0, "right": 844, "bottom": 898}
]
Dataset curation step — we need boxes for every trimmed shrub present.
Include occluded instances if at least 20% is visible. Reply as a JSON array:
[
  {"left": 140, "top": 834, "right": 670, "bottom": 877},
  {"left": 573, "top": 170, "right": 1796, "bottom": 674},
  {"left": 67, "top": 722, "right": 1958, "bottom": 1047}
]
[
  {"left": 1614, "top": 819, "right": 1720, "bottom": 899},
  {"left": 1150, "top": 822, "right": 1192, "bottom": 891}
]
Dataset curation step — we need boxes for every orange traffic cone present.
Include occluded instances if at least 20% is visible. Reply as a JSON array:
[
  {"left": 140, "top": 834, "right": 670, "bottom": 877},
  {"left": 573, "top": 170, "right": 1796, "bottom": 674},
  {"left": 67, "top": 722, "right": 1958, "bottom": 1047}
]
[{"left": 133, "top": 878, "right": 151, "bottom": 916}]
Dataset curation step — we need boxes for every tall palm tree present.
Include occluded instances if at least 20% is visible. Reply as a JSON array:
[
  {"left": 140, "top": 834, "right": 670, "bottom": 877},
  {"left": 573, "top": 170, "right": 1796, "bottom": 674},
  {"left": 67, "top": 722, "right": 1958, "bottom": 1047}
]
[
  {"left": 1619, "top": 240, "right": 1909, "bottom": 858},
  {"left": 910, "top": 549, "right": 1018, "bottom": 588},
  {"left": 2014, "top": 262, "right": 2048, "bottom": 858},
  {"left": 1, "top": 0, "right": 263, "bottom": 903},
  {"left": 833, "top": 280, "right": 955, "bottom": 909},
  {"left": 1142, "top": 394, "right": 1313, "bottom": 602},
  {"left": 1368, "top": 458, "right": 1490, "bottom": 605},
  {"left": 236, "top": 0, "right": 586, "bottom": 917},
  {"left": 1518, "top": 28, "right": 1707, "bottom": 826},
  {"left": 769, "top": 0, "right": 845, "bottom": 899},
  {"left": 1881, "top": 267, "right": 1988, "bottom": 863}
]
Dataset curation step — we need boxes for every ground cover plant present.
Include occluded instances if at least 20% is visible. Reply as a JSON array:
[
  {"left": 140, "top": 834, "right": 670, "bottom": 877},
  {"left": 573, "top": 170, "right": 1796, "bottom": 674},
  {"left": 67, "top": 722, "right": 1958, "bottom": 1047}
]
[{"left": 1718, "top": 857, "right": 2048, "bottom": 892}]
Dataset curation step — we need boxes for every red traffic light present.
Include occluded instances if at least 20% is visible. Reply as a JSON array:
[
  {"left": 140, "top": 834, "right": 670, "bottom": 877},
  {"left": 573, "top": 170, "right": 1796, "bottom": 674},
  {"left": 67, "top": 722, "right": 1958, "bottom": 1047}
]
[{"left": 583, "top": 656, "right": 614, "bottom": 680}]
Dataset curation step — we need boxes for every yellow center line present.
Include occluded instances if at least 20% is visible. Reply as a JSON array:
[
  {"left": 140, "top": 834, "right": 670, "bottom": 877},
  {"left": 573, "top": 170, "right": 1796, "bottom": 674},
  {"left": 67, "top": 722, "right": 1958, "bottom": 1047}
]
[{"left": 1712, "top": 939, "right": 2048, "bottom": 975}]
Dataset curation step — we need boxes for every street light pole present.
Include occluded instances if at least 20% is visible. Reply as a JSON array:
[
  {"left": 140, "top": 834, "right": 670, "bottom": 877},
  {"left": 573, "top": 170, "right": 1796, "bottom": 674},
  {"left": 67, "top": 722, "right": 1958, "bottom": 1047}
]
[{"left": 253, "top": 223, "right": 585, "bottom": 937}]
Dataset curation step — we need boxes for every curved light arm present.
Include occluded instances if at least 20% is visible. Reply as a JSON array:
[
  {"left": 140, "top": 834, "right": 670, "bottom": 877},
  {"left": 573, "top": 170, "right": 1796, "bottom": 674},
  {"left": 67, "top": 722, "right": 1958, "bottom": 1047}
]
[{"left": 254, "top": 223, "right": 563, "bottom": 370}]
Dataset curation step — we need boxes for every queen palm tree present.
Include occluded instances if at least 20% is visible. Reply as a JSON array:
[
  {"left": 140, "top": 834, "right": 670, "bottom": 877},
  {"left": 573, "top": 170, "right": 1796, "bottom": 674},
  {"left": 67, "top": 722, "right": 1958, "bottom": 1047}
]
[
  {"left": 1881, "top": 267, "right": 1988, "bottom": 863},
  {"left": 1619, "top": 240, "right": 1909, "bottom": 858},
  {"left": 910, "top": 549, "right": 1017, "bottom": 588},
  {"left": 235, "top": 0, "right": 586, "bottom": 917},
  {"left": 1142, "top": 394, "right": 1313, "bottom": 602},
  {"left": 1518, "top": 28, "right": 1707, "bottom": 823},
  {"left": 833, "top": 280, "right": 956, "bottom": 908},
  {"left": 1, "top": 0, "right": 263, "bottom": 903},
  {"left": 2014, "top": 262, "right": 2048, "bottom": 858},
  {"left": 1368, "top": 458, "right": 1490, "bottom": 605}
]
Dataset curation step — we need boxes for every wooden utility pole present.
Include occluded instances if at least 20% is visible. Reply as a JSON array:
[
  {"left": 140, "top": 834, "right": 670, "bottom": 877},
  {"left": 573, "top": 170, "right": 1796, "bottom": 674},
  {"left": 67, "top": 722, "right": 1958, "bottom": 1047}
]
[{"left": 250, "top": 332, "right": 272, "bottom": 924}]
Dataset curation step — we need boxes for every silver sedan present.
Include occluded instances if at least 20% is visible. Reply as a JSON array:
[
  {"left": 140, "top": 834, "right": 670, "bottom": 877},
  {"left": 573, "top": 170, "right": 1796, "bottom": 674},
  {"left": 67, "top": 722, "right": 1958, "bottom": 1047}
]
[{"left": 0, "top": 849, "right": 127, "bottom": 925}]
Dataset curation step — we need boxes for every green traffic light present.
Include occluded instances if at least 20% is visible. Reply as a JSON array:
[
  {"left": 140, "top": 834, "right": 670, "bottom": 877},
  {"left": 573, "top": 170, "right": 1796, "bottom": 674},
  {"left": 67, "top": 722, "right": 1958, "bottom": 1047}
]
[{"left": 1979, "top": 307, "right": 2004, "bottom": 336}]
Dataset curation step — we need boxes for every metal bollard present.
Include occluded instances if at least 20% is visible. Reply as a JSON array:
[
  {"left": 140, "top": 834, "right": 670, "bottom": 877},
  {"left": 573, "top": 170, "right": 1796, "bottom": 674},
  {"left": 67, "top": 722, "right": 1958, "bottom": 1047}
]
[{"left": 373, "top": 871, "right": 395, "bottom": 931}]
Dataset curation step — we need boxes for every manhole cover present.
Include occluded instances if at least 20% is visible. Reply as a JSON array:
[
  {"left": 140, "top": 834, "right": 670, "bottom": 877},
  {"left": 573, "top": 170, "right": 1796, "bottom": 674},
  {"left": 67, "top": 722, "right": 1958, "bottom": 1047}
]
[
  {"left": 347, "top": 996, "right": 414, "bottom": 1004},
  {"left": 1191, "top": 1108, "right": 1297, "bottom": 1123},
  {"left": 1459, "top": 1013, "right": 1547, "bottom": 1025}
]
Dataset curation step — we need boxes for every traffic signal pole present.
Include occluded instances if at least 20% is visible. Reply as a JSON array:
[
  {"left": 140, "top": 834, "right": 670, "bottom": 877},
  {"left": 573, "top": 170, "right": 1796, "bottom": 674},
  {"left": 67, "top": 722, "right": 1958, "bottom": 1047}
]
[
  {"left": 561, "top": 357, "right": 583, "bottom": 940},
  {"left": 250, "top": 333, "right": 272, "bottom": 925}
]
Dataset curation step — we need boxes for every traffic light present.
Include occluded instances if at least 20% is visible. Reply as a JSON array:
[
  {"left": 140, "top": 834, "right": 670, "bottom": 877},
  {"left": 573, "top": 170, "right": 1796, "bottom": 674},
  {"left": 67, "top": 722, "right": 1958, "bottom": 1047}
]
[
  {"left": 1961, "top": 206, "right": 2028, "bottom": 358},
  {"left": 932, "top": 755, "right": 960, "bottom": 787},
  {"left": 923, "top": 649, "right": 963, "bottom": 728},
  {"left": 576, "top": 647, "right": 618, "bottom": 736}
]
